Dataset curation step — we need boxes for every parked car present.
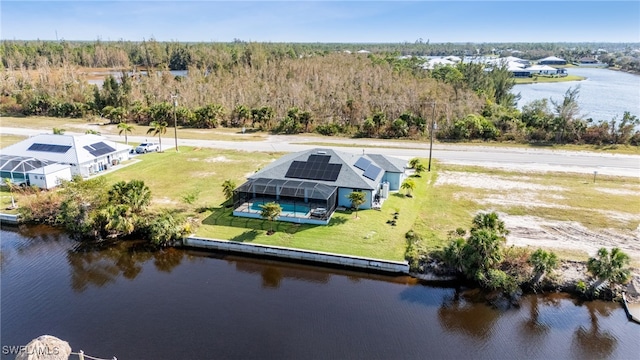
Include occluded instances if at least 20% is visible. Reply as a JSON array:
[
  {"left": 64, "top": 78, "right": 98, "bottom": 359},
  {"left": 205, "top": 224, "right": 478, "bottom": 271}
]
[{"left": 135, "top": 142, "right": 160, "bottom": 153}]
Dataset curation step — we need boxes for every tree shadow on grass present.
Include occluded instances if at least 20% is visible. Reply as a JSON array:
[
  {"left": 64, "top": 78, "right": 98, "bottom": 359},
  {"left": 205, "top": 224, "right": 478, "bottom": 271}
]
[
  {"left": 328, "top": 217, "right": 348, "bottom": 226},
  {"left": 230, "top": 229, "right": 260, "bottom": 242}
]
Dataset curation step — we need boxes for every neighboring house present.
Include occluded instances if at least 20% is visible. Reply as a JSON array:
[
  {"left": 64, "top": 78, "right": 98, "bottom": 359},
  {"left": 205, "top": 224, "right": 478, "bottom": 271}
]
[
  {"left": 525, "top": 64, "right": 559, "bottom": 75},
  {"left": 0, "top": 155, "right": 72, "bottom": 189},
  {"left": 1, "top": 134, "right": 131, "bottom": 180},
  {"left": 537, "top": 56, "right": 567, "bottom": 65},
  {"left": 579, "top": 57, "right": 599, "bottom": 64},
  {"left": 421, "top": 58, "right": 455, "bottom": 70},
  {"left": 232, "top": 148, "right": 408, "bottom": 225}
]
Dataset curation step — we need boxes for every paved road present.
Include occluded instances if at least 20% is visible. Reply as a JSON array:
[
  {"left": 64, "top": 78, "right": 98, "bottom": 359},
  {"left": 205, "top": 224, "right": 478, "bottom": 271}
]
[{"left": 3, "top": 127, "right": 639, "bottom": 178}]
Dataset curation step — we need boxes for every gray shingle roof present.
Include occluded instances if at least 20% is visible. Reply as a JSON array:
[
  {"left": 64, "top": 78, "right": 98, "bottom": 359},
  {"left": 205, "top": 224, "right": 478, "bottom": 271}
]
[{"left": 248, "top": 148, "right": 405, "bottom": 190}]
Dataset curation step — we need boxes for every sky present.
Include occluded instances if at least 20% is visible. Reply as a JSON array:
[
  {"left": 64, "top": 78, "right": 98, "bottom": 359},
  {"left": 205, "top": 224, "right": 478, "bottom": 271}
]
[{"left": 1, "top": 1, "right": 639, "bottom": 43}]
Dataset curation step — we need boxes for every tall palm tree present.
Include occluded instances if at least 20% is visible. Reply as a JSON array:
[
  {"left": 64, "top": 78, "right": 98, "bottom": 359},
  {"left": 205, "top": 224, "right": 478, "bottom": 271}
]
[
  {"left": 117, "top": 122, "right": 134, "bottom": 144},
  {"left": 146, "top": 121, "right": 168, "bottom": 152},
  {"left": 221, "top": 179, "right": 236, "bottom": 206},
  {"left": 347, "top": 191, "right": 366, "bottom": 219}
]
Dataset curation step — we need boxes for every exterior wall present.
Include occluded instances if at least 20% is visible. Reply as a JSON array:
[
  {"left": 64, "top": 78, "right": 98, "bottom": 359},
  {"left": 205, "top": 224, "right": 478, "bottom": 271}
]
[
  {"left": 338, "top": 188, "right": 373, "bottom": 209},
  {"left": 27, "top": 167, "right": 72, "bottom": 189},
  {"left": 382, "top": 172, "right": 403, "bottom": 191}
]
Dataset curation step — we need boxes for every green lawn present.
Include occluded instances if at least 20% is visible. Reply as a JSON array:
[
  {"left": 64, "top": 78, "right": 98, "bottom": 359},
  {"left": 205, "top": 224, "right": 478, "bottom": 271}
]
[{"left": 514, "top": 75, "right": 585, "bottom": 84}]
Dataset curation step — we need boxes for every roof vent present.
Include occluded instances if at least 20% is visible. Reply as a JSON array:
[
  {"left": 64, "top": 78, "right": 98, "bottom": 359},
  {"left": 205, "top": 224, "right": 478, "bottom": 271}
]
[{"left": 317, "top": 151, "right": 327, "bottom": 155}]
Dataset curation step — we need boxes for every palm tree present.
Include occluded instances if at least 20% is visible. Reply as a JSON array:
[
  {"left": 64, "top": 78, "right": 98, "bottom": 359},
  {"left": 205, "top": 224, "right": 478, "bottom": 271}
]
[
  {"left": 117, "top": 122, "right": 135, "bottom": 145},
  {"left": 259, "top": 202, "right": 282, "bottom": 235},
  {"left": 409, "top": 158, "right": 421, "bottom": 169},
  {"left": 528, "top": 249, "right": 558, "bottom": 285},
  {"left": 347, "top": 191, "right": 366, "bottom": 219},
  {"left": 587, "top": 247, "right": 631, "bottom": 291},
  {"left": 147, "top": 121, "right": 168, "bottom": 152},
  {"left": 471, "top": 212, "right": 509, "bottom": 238},
  {"left": 221, "top": 179, "right": 236, "bottom": 207},
  {"left": 52, "top": 127, "right": 65, "bottom": 135},
  {"left": 401, "top": 178, "right": 416, "bottom": 197},
  {"left": 414, "top": 163, "right": 426, "bottom": 177}
]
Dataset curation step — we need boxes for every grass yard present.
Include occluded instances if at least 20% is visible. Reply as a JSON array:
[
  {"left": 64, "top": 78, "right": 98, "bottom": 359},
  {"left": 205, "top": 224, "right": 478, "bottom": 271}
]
[
  {"left": 0, "top": 134, "right": 28, "bottom": 148},
  {"left": 514, "top": 75, "right": 585, "bottom": 84}
]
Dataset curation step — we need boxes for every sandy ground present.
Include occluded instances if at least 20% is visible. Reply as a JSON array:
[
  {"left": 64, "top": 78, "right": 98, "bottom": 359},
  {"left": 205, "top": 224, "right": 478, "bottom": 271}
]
[{"left": 435, "top": 171, "right": 640, "bottom": 261}]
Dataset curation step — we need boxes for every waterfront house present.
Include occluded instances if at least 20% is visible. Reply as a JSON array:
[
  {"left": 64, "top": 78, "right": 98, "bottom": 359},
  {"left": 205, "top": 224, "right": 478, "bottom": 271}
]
[
  {"left": 232, "top": 148, "right": 408, "bottom": 225},
  {"left": 1, "top": 134, "right": 132, "bottom": 182},
  {"left": 537, "top": 56, "right": 567, "bottom": 65},
  {"left": 0, "top": 155, "right": 72, "bottom": 189}
]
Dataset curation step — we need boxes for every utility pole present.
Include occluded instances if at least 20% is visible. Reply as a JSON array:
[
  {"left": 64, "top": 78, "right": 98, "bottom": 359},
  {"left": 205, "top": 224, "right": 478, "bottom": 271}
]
[
  {"left": 428, "top": 102, "right": 436, "bottom": 172},
  {"left": 171, "top": 93, "right": 179, "bottom": 152}
]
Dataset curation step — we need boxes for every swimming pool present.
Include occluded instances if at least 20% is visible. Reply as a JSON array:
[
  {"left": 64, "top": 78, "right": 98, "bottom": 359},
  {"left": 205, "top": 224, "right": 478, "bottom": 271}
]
[{"left": 250, "top": 202, "right": 311, "bottom": 217}]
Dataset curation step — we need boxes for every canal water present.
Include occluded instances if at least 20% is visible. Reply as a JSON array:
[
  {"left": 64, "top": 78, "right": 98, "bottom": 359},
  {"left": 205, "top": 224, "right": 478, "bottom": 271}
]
[
  {"left": 513, "top": 67, "right": 640, "bottom": 123},
  {"left": 1, "top": 226, "right": 638, "bottom": 359}
]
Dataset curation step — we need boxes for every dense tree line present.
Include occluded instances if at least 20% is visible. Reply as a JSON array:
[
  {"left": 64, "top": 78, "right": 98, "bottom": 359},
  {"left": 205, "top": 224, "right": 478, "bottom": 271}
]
[
  {"left": 3, "top": 40, "right": 639, "bottom": 70},
  {"left": 1, "top": 41, "right": 638, "bottom": 145}
]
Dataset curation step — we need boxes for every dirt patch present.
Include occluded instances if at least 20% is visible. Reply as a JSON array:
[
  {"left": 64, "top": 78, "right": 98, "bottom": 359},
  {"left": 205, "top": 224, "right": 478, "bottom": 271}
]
[
  {"left": 596, "top": 187, "right": 639, "bottom": 196},
  {"left": 204, "top": 156, "right": 233, "bottom": 163},
  {"left": 436, "top": 171, "right": 640, "bottom": 262},
  {"left": 502, "top": 214, "right": 640, "bottom": 260},
  {"left": 190, "top": 171, "right": 217, "bottom": 178},
  {"left": 436, "top": 171, "right": 563, "bottom": 192},
  {"left": 152, "top": 197, "right": 179, "bottom": 205}
]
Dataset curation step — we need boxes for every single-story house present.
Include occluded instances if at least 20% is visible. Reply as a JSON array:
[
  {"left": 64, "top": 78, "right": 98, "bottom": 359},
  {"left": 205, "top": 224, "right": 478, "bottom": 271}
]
[
  {"left": 0, "top": 155, "right": 72, "bottom": 189},
  {"left": 1, "top": 134, "right": 131, "bottom": 180},
  {"left": 232, "top": 148, "right": 408, "bottom": 225},
  {"left": 525, "top": 64, "right": 559, "bottom": 75},
  {"left": 537, "top": 56, "right": 567, "bottom": 65},
  {"left": 579, "top": 57, "right": 599, "bottom": 64}
]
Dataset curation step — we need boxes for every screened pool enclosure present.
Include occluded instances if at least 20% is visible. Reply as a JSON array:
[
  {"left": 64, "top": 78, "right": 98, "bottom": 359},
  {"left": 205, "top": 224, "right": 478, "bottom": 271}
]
[
  {"left": 0, "top": 155, "right": 57, "bottom": 185},
  {"left": 233, "top": 178, "right": 338, "bottom": 222}
]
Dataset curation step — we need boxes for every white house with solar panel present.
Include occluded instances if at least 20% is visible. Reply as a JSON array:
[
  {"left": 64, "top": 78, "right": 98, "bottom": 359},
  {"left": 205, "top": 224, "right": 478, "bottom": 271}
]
[
  {"left": 232, "top": 148, "right": 408, "bottom": 225},
  {"left": 1, "top": 134, "right": 131, "bottom": 188}
]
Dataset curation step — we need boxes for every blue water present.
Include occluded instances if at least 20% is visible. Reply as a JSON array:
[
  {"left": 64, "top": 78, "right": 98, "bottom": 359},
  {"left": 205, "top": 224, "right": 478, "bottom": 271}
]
[
  {"left": 250, "top": 201, "right": 310, "bottom": 216},
  {"left": 513, "top": 67, "right": 640, "bottom": 122}
]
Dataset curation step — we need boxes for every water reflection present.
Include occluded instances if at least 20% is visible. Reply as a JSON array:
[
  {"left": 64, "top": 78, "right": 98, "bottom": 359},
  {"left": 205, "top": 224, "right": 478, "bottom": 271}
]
[
  {"left": 437, "top": 288, "right": 501, "bottom": 339},
  {"left": 571, "top": 300, "right": 618, "bottom": 359},
  {"left": 233, "top": 258, "right": 330, "bottom": 288},
  {"left": 520, "top": 295, "right": 561, "bottom": 336},
  {"left": 67, "top": 241, "right": 184, "bottom": 292}
]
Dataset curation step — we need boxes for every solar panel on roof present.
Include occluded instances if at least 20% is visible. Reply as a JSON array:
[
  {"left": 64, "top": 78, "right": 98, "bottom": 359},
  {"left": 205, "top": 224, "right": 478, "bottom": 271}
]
[
  {"left": 308, "top": 154, "right": 330, "bottom": 164},
  {"left": 285, "top": 158, "right": 342, "bottom": 182},
  {"left": 83, "top": 142, "right": 116, "bottom": 157},
  {"left": 27, "top": 143, "right": 71, "bottom": 153},
  {"left": 363, "top": 164, "right": 382, "bottom": 180},
  {"left": 353, "top": 157, "right": 371, "bottom": 171}
]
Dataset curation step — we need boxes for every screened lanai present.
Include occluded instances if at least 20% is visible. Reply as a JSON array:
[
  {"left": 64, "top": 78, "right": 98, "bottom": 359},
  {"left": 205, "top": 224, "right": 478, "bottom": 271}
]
[
  {"left": 0, "top": 155, "right": 57, "bottom": 185},
  {"left": 233, "top": 178, "right": 338, "bottom": 221}
]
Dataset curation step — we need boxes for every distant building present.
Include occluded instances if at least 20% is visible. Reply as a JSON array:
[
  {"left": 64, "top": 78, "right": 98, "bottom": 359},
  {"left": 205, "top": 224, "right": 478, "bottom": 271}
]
[
  {"left": 537, "top": 56, "right": 567, "bottom": 65},
  {"left": 579, "top": 57, "right": 599, "bottom": 64}
]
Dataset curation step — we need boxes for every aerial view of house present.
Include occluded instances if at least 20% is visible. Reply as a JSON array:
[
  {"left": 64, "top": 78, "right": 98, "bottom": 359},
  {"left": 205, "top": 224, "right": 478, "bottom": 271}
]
[
  {"left": 0, "top": 133, "right": 131, "bottom": 188},
  {"left": 232, "top": 148, "right": 408, "bottom": 224}
]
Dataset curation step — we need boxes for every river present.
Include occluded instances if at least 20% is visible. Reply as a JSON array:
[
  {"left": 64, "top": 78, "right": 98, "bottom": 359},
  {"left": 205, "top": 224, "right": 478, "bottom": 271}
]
[
  {"left": 513, "top": 67, "right": 640, "bottom": 122},
  {"left": 1, "top": 226, "right": 638, "bottom": 359}
]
